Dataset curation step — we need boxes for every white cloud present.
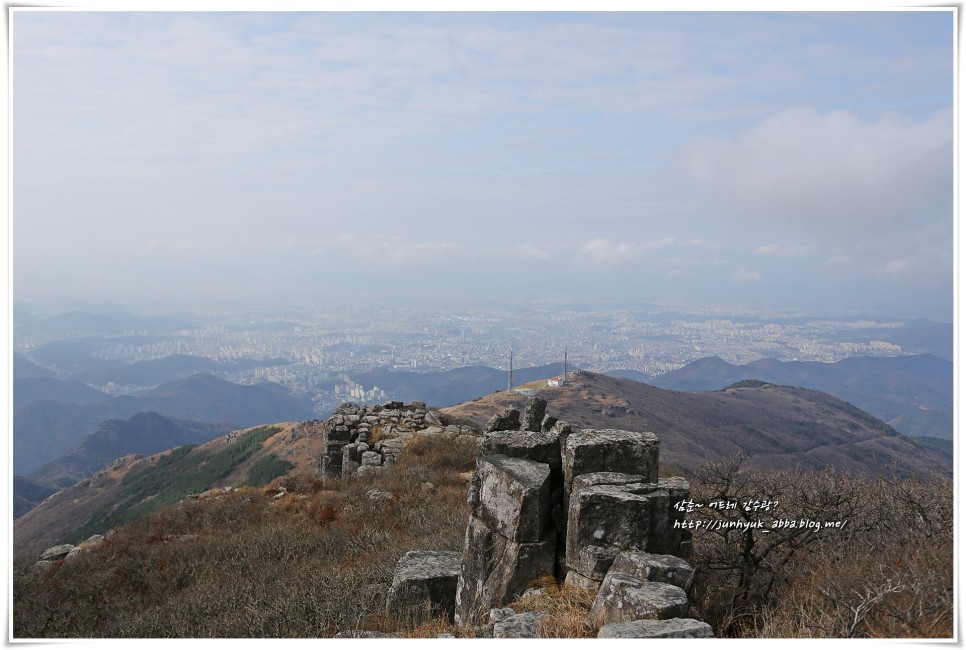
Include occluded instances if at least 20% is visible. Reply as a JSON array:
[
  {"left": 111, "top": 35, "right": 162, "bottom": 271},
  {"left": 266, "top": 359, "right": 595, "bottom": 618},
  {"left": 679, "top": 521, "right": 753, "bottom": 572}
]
[
  {"left": 680, "top": 107, "right": 952, "bottom": 282},
  {"left": 579, "top": 238, "right": 639, "bottom": 266},
  {"left": 730, "top": 267, "right": 763, "bottom": 283}
]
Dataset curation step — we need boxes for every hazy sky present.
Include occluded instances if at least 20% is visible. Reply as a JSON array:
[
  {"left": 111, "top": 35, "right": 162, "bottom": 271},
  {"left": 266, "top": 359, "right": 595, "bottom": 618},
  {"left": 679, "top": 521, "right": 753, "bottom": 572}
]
[{"left": 11, "top": 9, "right": 955, "bottom": 318}]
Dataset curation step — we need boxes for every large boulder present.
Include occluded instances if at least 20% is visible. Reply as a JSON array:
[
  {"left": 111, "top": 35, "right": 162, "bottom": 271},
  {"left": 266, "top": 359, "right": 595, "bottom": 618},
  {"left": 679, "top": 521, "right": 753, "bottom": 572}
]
[
  {"left": 597, "top": 618, "right": 713, "bottom": 638},
  {"left": 566, "top": 473, "right": 690, "bottom": 563},
  {"left": 566, "top": 482, "right": 664, "bottom": 579},
  {"left": 609, "top": 551, "right": 695, "bottom": 591},
  {"left": 493, "top": 611, "right": 549, "bottom": 638},
  {"left": 471, "top": 455, "right": 552, "bottom": 543},
  {"left": 482, "top": 430, "right": 562, "bottom": 472},
  {"left": 589, "top": 572, "right": 688, "bottom": 625},
  {"left": 485, "top": 407, "right": 521, "bottom": 433},
  {"left": 454, "top": 515, "right": 556, "bottom": 625},
  {"left": 38, "top": 544, "right": 76, "bottom": 562},
  {"left": 562, "top": 429, "right": 660, "bottom": 505},
  {"left": 387, "top": 550, "right": 463, "bottom": 623}
]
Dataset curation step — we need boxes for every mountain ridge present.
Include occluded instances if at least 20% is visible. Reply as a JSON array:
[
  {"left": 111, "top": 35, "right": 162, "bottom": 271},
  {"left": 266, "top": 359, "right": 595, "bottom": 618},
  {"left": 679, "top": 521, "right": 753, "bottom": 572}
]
[{"left": 649, "top": 353, "right": 953, "bottom": 439}]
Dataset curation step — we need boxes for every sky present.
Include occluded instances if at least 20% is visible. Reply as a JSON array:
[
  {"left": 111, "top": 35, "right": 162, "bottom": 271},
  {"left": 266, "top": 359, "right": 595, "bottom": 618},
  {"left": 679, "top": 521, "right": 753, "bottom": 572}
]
[{"left": 10, "top": 8, "right": 957, "bottom": 319}]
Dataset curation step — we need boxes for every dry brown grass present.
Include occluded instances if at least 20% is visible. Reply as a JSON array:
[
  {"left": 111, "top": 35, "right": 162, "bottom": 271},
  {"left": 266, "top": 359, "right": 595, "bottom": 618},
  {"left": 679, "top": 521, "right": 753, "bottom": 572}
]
[
  {"left": 687, "top": 456, "right": 953, "bottom": 639},
  {"left": 13, "top": 435, "right": 478, "bottom": 639},
  {"left": 505, "top": 575, "right": 599, "bottom": 638}
]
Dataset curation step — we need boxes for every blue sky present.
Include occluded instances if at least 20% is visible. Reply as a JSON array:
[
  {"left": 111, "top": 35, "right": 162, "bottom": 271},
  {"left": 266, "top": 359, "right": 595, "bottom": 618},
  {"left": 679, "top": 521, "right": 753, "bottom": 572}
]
[{"left": 11, "top": 9, "right": 956, "bottom": 318}]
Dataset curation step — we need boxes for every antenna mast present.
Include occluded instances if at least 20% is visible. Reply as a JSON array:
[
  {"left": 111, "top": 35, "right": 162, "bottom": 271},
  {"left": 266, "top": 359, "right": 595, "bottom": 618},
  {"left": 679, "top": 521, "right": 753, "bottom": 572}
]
[
  {"left": 507, "top": 347, "right": 514, "bottom": 394},
  {"left": 563, "top": 346, "right": 568, "bottom": 384}
]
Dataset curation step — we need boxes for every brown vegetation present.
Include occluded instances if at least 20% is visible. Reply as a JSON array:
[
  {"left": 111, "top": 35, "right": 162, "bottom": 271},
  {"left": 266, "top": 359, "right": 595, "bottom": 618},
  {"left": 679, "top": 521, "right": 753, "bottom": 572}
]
[
  {"left": 688, "top": 454, "right": 953, "bottom": 638},
  {"left": 442, "top": 371, "right": 951, "bottom": 478},
  {"left": 13, "top": 423, "right": 952, "bottom": 639},
  {"left": 13, "top": 437, "right": 476, "bottom": 638}
]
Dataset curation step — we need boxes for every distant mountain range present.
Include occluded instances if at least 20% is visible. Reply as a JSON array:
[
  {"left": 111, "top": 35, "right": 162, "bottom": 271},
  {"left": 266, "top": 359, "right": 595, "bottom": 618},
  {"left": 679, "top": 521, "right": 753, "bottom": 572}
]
[
  {"left": 637, "top": 354, "right": 952, "bottom": 439},
  {"left": 14, "top": 373, "right": 316, "bottom": 476},
  {"left": 28, "top": 411, "right": 232, "bottom": 491},
  {"left": 14, "top": 370, "right": 951, "bottom": 559},
  {"left": 13, "top": 376, "right": 108, "bottom": 409},
  {"left": 14, "top": 412, "right": 231, "bottom": 517},
  {"left": 443, "top": 371, "right": 950, "bottom": 478},
  {"left": 14, "top": 421, "right": 317, "bottom": 558}
]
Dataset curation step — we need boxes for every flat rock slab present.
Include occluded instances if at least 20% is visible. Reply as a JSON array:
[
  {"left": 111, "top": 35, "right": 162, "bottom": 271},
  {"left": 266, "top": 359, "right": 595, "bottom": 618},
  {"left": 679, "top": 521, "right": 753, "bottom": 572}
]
[
  {"left": 39, "top": 544, "right": 75, "bottom": 562},
  {"left": 493, "top": 611, "right": 549, "bottom": 638},
  {"left": 563, "top": 429, "right": 660, "bottom": 504},
  {"left": 597, "top": 618, "right": 713, "bottom": 638},
  {"left": 590, "top": 572, "right": 688, "bottom": 625},
  {"left": 482, "top": 430, "right": 562, "bottom": 471},
  {"left": 388, "top": 550, "right": 463, "bottom": 622},
  {"left": 610, "top": 551, "right": 695, "bottom": 591}
]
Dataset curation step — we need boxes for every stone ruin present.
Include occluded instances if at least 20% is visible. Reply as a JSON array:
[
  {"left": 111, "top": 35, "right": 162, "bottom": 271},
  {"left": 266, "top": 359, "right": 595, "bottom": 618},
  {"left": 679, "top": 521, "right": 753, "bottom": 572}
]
[
  {"left": 320, "top": 400, "right": 478, "bottom": 479},
  {"left": 386, "top": 396, "right": 711, "bottom": 638}
]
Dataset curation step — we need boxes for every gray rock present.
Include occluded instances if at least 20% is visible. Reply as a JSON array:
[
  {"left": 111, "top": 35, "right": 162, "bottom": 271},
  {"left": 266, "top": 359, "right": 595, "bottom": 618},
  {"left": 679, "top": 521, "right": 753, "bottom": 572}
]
[
  {"left": 484, "top": 414, "right": 505, "bottom": 433},
  {"left": 566, "top": 483, "right": 661, "bottom": 577},
  {"left": 564, "top": 570, "right": 602, "bottom": 591},
  {"left": 521, "top": 397, "right": 548, "bottom": 432},
  {"left": 367, "top": 489, "right": 393, "bottom": 502},
  {"left": 361, "top": 451, "right": 383, "bottom": 466},
  {"left": 341, "top": 460, "right": 361, "bottom": 476},
  {"left": 333, "top": 630, "right": 394, "bottom": 638},
  {"left": 572, "top": 545, "right": 619, "bottom": 581},
  {"left": 541, "top": 415, "right": 558, "bottom": 432},
  {"left": 79, "top": 534, "right": 105, "bottom": 548},
  {"left": 356, "top": 465, "right": 387, "bottom": 477},
  {"left": 550, "top": 420, "right": 572, "bottom": 436},
  {"left": 455, "top": 434, "right": 483, "bottom": 455},
  {"left": 493, "top": 611, "right": 549, "bottom": 638},
  {"left": 489, "top": 607, "right": 516, "bottom": 623},
  {"left": 387, "top": 550, "right": 463, "bottom": 622},
  {"left": 482, "top": 430, "right": 562, "bottom": 471},
  {"left": 471, "top": 455, "right": 551, "bottom": 543},
  {"left": 562, "top": 429, "right": 660, "bottom": 506},
  {"left": 572, "top": 471, "right": 647, "bottom": 491},
  {"left": 610, "top": 551, "right": 694, "bottom": 591},
  {"left": 474, "top": 624, "right": 495, "bottom": 638},
  {"left": 589, "top": 572, "right": 688, "bottom": 625},
  {"left": 454, "top": 515, "right": 556, "bottom": 625},
  {"left": 597, "top": 618, "right": 714, "bottom": 638},
  {"left": 39, "top": 544, "right": 76, "bottom": 562}
]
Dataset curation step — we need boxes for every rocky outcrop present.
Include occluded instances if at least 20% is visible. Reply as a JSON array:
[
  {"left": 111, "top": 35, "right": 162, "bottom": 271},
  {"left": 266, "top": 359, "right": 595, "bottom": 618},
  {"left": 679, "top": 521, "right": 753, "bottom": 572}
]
[
  {"left": 455, "top": 399, "right": 569, "bottom": 624},
  {"left": 319, "top": 401, "right": 469, "bottom": 478},
  {"left": 563, "top": 473, "right": 691, "bottom": 588},
  {"left": 453, "top": 399, "right": 706, "bottom": 636},
  {"left": 387, "top": 550, "right": 463, "bottom": 623},
  {"left": 589, "top": 572, "right": 689, "bottom": 624},
  {"left": 386, "top": 397, "right": 708, "bottom": 637},
  {"left": 597, "top": 618, "right": 714, "bottom": 638},
  {"left": 34, "top": 534, "right": 107, "bottom": 570}
]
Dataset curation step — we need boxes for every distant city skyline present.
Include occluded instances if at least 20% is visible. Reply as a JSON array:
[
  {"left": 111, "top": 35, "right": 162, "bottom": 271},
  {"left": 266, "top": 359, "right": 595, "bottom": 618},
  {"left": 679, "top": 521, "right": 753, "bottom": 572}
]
[{"left": 11, "top": 8, "right": 956, "bottom": 320}]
